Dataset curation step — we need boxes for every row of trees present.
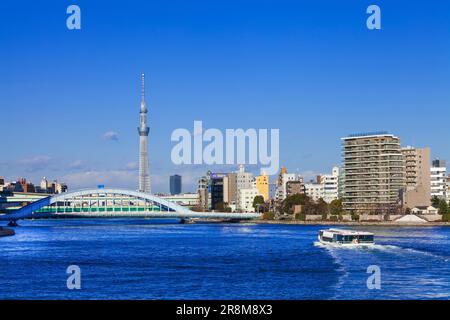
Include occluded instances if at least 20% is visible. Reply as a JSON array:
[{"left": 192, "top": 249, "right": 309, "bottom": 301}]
[{"left": 277, "top": 194, "right": 344, "bottom": 217}]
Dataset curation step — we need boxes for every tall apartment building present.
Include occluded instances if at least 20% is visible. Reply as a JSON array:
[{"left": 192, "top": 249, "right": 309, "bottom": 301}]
[
  {"left": 401, "top": 146, "right": 431, "bottom": 208},
  {"left": 431, "top": 159, "right": 447, "bottom": 200},
  {"left": 342, "top": 132, "right": 405, "bottom": 214}
]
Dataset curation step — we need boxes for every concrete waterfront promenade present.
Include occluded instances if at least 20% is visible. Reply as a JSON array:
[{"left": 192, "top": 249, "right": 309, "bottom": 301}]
[{"left": 255, "top": 219, "right": 450, "bottom": 227}]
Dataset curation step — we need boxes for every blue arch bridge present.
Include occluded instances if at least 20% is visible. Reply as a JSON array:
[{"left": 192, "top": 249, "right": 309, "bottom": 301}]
[{"left": 0, "top": 188, "right": 261, "bottom": 224}]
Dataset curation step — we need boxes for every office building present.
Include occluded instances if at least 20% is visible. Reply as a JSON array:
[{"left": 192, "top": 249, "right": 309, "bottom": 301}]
[
  {"left": 169, "top": 174, "right": 182, "bottom": 195},
  {"left": 210, "top": 173, "right": 226, "bottom": 210}
]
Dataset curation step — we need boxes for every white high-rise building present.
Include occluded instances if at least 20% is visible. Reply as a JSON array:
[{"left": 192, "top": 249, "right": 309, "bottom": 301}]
[
  {"left": 320, "top": 166, "right": 340, "bottom": 203},
  {"left": 138, "top": 73, "right": 151, "bottom": 193},
  {"left": 431, "top": 159, "right": 447, "bottom": 200}
]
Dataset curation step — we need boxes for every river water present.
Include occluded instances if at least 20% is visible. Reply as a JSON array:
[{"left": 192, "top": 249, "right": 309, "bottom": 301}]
[{"left": 1, "top": 219, "right": 449, "bottom": 299}]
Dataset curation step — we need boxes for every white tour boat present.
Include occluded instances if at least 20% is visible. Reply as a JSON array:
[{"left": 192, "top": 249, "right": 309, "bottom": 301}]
[{"left": 318, "top": 228, "right": 374, "bottom": 247}]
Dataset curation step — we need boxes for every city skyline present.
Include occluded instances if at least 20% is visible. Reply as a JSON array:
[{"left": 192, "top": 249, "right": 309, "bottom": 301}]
[{"left": 1, "top": 1, "right": 450, "bottom": 193}]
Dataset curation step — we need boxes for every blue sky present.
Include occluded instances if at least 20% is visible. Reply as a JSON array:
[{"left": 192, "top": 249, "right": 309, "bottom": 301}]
[{"left": 1, "top": 0, "right": 449, "bottom": 192}]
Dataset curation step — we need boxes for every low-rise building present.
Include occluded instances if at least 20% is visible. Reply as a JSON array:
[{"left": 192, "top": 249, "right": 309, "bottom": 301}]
[
  {"left": 305, "top": 182, "right": 324, "bottom": 201},
  {"left": 286, "top": 179, "right": 305, "bottom": 197},
  {"left": 161, "top": 193, "right": 199, "bottom": 207},
  {"left": 237, "top": 188, "right": 261, "bottom": 212},
  {"left": 431, "top": 159, "right": 447, "bottom": 200}
]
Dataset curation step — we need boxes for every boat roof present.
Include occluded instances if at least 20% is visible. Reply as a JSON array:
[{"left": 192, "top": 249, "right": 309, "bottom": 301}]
[{"left": 321, "top": 228, "right": 374, "bottom": 236}]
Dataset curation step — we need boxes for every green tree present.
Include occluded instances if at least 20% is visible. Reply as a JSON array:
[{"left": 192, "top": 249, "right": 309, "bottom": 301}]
[
  {"left": 438, "top": 200, "right": 448, "bottom": 215},
  {"left": 431, "top": 196, "right": 441, "bottom": 208},
  {"left": 252, "top": 195, "right": 265, "bottom": 211},
  {"left": 315, "top": 198, "right": 329, "bottom": 217},
  {"left": 215, "top": 202, "right": 231, "bottom": 212},
  {"left": 282, "top": 193, "right": 309, "bottom": 214},
  {"left": 262, "top": 212, "right": 275, "bottom": 220},
  {"left": 329, "top": 199, "right": 343, "bottom": 215}
]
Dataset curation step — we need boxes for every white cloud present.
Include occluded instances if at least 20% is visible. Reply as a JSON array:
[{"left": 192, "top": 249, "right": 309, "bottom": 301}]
[
  {"left": 19, "top": 156, "right": 52, "bottom": 172},
  {"left": 125, "top": 162, "right": 139, "bottom": 171},
  {"left": 67, "top": 160, "right": 85, "bottom": 170},
  {"left": 61, "top": 170, "right": 138, "bottom": 190},
  {"left": 102, "top": 131, "right": 119, "bottom": 141}
]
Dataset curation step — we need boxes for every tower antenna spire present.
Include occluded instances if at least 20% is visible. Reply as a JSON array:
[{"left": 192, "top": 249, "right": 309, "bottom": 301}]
[{"left": 141, "top": 73, "right": 145, "bottom": 101}]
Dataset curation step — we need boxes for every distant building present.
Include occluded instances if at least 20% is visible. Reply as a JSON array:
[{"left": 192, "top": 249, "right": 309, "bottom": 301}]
[
  {"left": 222, "top": 165, "right": 253, "bottom": 207},
  {"left": 317, "top": 166, "right": 340, "bottom": 203},
  {"left": 161, "top": 193, "right": 198, "bottom": 207},
  {"left": 431, "top": 159, "right": 447, "bottom": 200},
  {"left": 401, "top": 147, "right": 431, "bottom": 208},
  {"left": 56, "top": 182, "right": 68, "bottom": 194},
  {"left": 275, "top": 168, "right": 301, "bottom": 202},
  {"left": 236, "top": 165, "right": 253, "bottom": 195},
  {"left": 38, "top": 177, "right": 67, "bottom": 194},
  {"left": 210, "top": 173, "right": 226, "bottom": 210},
  {"left": 169, "top": 175, "right": 182, "bottom": 195},
  {"left": 237, "top": 188, "right": 261, "bottom": 212},
  {"left": 447, "top": 175, "right": 450, "bottom": 204},
  {"left": 17, "top": 178, "right": 35, "bottom": 193},
  {"left": 223, "top": 173, "right": 237, "bottom": 205},
  {"left": 286, "top": 179, "right": 305, "bottom": 198},
  {"left": 255, "top": 171, "right": 269, "bottom": 201},
  {"left": 305, "top": 182, "right": 324, "bottom": 201},
  {"left": 197, "top": 176, "right": 209, "bottom": 210},
  {"left": 342, "top": 132, "right": 405, "bottom": 215}
]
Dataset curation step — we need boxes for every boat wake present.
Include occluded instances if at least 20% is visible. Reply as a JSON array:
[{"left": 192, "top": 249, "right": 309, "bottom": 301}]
[{"left": 315, "top": 241, "right": 450, "bottom": 262}]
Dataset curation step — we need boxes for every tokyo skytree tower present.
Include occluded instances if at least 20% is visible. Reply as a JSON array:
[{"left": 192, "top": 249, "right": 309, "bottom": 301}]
[{"left": 138, "top": 73, "right": 151, "bottom": 193}]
